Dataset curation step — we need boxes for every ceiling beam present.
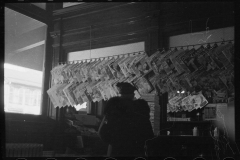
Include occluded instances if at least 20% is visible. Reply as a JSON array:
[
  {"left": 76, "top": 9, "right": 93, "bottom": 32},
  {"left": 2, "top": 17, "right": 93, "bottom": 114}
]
[{"left": 7, "top": 40, "right": 45, "bottom": 58}]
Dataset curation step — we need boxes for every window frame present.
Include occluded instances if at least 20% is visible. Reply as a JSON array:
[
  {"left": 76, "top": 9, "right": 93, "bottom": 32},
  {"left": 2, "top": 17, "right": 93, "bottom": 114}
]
[{"left": 4, "top": 3, "right": 55, "bottom": 122}]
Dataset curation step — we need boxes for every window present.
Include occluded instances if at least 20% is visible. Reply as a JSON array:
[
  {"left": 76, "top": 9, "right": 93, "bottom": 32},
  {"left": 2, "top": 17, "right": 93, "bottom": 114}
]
[{"left": 4, "top": 7, "right": 47, "bottom": 115}]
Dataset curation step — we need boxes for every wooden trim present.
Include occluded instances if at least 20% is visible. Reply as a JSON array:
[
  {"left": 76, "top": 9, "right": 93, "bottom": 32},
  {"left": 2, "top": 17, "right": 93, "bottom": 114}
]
[
  {"left": 64, "top": 37, "right": 147, "bottom": 54},
  {"left": 53, "top": 2, "right": 132, "bottom": 17},
  {"left": 61, "top": 10, "right": 160, "bottom": 36},
  {"left": 54, "top": 26, "right": 159, "bottom": 49},
  {"left": 5, "top": 3, "right": 50, "bottom": 24}
]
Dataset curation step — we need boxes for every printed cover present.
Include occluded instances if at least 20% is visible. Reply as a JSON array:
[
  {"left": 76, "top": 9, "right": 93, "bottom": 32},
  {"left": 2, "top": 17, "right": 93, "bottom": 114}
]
[
  {"left": 118, "top": 56, "right": 132, "bottom": 78},
  {"left": 55, "top": 83, "right": 71, "bottom": 107},
  {"left": 133, "top": 76, "right": 154, "bottom": 95},
  {"left": 128, "top": 54, "right": 145, "bottom": 80},
  {"left": 144, "top": 70, "right": 157, "bottom": 92},
  {"left": 134, "top": 55, "right": 151, "bottom": 76},
  {"left": 72, "top": 82, "right": 87, "bottom": 105},
  {"left": 111, "top": 56, "right": 126, "bottom": 79},
  {"left": 146, "top": 50, "right": 161, "bottom": 74},
  {"left": 222, "top": 43, "right": 234, "bottom": 65},
  {"left": 63, "top": 82, "right": 79, "bottom": 106},
  {"left": 169, "top": 49, "right": 187, "bottom": 74},
  {"left": 181, "top": 48, "right": 199, "bottom": 73},
  {"left": 47, "top": 84, "right": 61, "bottom": 108}
]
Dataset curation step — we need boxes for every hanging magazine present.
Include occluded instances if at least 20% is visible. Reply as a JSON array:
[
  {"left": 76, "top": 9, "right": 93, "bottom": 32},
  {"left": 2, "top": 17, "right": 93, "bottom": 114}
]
[
  {"left": 144, "top": 70, "right": 157, "bottom": 92},
  {"left": 105, "top": 58, "right": 116, "bottom": 80},
  {"left": 108, "top": 58, "right": 119, "bottom": 79},
  {"left": 181, "top": 48, "right": 199, "bottom": 73},
  {"left": 134, "top": 54, "right": 151, "bottom": 76},
  {"left": 63, "top": 82, "right": 79, "bottom": 106},
  {"left": 91, "top": 84, "right": 103, "bottom": 102},
  {"left": 125, "top": 56, "right": 139, "bottom": 82},
  {"left": 111, "top": 56, "right": 125, "bottom": 79},
  {"left": 56, "top": 83, "right": 71, "bottom": 107},
  {"left": 72, "top": 82, "right": 88, "bottom": 105},
  {"left": 146, "top": 50, "right": 161, "bottom": 74},
  {"left": 47, "top": 84, "right": 61, "bottom": 108},
  {"left": 129, "top": 54, "right": 145, "bottom": 79},
  {"left": 133, "top": 76, "right": 154, "bottom": 95},
  {"left": 222, "top": 43, "right": 234, "bottom": 65},
  {"left": 118, "top": 56, "right": 132, "bottom": 78},
  {"left": 169, "top": 49, "right": 186, "bottom": 74},
  {"left": 152, "top": 50, "right": 172, "bottom": 79}
]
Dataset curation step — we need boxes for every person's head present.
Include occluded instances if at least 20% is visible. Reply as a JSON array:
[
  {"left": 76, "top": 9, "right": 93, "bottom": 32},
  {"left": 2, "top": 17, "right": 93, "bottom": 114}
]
[{"left": 116, "top": 82, "right": 137, "bottom": 99}]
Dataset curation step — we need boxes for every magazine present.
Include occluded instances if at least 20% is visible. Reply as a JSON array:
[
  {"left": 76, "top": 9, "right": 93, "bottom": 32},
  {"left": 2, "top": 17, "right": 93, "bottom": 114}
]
[
  {"left": 85, "top": 81, "right": 101, "bottom": 102},
  {"left": 86, "top": 60, "right": 100, "bottom": 83},
  {"left": 123, "top": 56, "right": 137, "bottom": 78},
  {"left": 133, "top": 76, "right": 154, "bottom": 95},
  {"left": 56, "top": 83, "right": 71, "bottom": 107},
  {"left": 169, "top": 49, "right": 186, "bottom": 74},
  {"left": 155, "top": 76, "right": 169, "bottom": 94},
  {"left": 111, "top": 56, "right": 126, "bottom": 79},
  {"left": 133, "top": 54, "right": 151, "bottom": 77},
  {"left": 180, "top": 48, "right": 198, "bottom": 73},
  {"left": 222, "top": 43, "right": 234, "bottom": 65},
  {"left": 146, "top": 50, "right": 161, "bottom": 74},
  {"left": 69, "top": 62, "right": 82, "bottom": 83},
  {"left": 129, "top": 54, "right": 145, "bottom": 79},
  {"left": 144, "top": 70, "right": 157, "bottom": 89},
  {"left": 63, "top": 82, "right": 80, "bottom": 106},
  {"left": 72, "top": 83, "right": 85, "bottom": 105},
  {"left": 174, "top": 49, "right": 191, "bottom": 73},
  {"left": 47, "top": 84, "right": 62, "bottom": 108},
  {"left": 152, "top": 50, "right": 173, "bottom": 78},
  {"left": 80, "top": 88, "right": 91, "bottom": 103},
  {"left": 91, "top": 84, "right": 103, "bottom": 102},
  {"left": 105, "top": 59, "right": 116, "bottom": 80},
  {"left": 218, "top": 67, "right": 234, "bottom": 91},
  {"left": 78, "top": 62, "right": 89, "bottom": 82},
  {"left": 108, "top": 58, "right": 119, "bottom": 79},
  {"left": 117, "top": 56, "right": 130, "bottom": 78}
]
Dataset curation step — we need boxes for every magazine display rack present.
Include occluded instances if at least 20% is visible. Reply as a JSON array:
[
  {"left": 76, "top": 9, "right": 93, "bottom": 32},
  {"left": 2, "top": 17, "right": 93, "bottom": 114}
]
[{"left": 47, "top": 40, "right": 234, "bottom": 138}]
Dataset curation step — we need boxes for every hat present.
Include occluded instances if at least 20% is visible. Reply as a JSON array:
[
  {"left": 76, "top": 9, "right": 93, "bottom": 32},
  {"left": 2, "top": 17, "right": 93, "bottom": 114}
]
[{"left": 116, "top": 82, "right": 136, "bottom": 95}]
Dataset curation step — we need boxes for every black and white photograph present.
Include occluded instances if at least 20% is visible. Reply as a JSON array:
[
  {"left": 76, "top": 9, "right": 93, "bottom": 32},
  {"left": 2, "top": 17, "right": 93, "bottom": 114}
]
[{"left": 3, "top": 2, "right": 237, "bottom": 159}]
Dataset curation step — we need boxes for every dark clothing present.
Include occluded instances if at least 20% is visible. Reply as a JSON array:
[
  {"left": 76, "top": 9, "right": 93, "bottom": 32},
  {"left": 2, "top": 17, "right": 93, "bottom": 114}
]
[{"left": 99, "top": 97, "right": 154, "bottom": 157}]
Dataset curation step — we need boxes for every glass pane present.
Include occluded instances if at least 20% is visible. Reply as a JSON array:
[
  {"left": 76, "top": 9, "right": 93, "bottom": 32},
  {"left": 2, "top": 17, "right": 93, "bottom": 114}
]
[{"left": 4, "top": 7, "right": 47, "bottom": 115}]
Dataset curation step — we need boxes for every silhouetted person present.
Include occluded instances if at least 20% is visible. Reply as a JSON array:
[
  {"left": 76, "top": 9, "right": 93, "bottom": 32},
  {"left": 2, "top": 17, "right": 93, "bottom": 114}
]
[{"left": 98, "top": 82, "right": 154, "bottom": 157}]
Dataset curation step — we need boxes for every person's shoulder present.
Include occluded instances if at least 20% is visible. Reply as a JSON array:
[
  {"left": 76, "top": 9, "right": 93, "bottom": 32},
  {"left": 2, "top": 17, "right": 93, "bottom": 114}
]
[
  {"left": 134, "top": 99, "right": 149, "bottom": 109},
  {"left": 107, "top": 96, "right": 122, "bottom": 104},
  {"left": 109, "top": 96, "right": 121, "bottom": 101},
  {"left": 134, "top": 99, "right": 148, "bottom": 104}
]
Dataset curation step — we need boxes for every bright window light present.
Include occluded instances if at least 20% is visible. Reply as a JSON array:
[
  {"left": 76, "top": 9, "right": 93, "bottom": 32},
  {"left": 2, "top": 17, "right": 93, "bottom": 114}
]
[
  {"left": 4, "top": 63, "right": 27, "bottom": 72},
  {"left": 74, "top": 102, "right": 87, "bottom": 111},
  {"left": 5, "top": 7, "right": 47, "bottom": 115}
]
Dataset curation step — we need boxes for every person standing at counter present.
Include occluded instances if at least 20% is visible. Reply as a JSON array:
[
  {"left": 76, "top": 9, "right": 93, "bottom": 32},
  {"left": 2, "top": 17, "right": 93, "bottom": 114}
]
[{"left": 98, "top": 82, "right": 154, "bottom": 157}]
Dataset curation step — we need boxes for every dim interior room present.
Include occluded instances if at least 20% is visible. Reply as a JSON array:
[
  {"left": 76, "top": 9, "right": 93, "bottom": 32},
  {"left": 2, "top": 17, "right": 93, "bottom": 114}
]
[{"left": 3, "top": 2, "right": 238, "bottom": 159}]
